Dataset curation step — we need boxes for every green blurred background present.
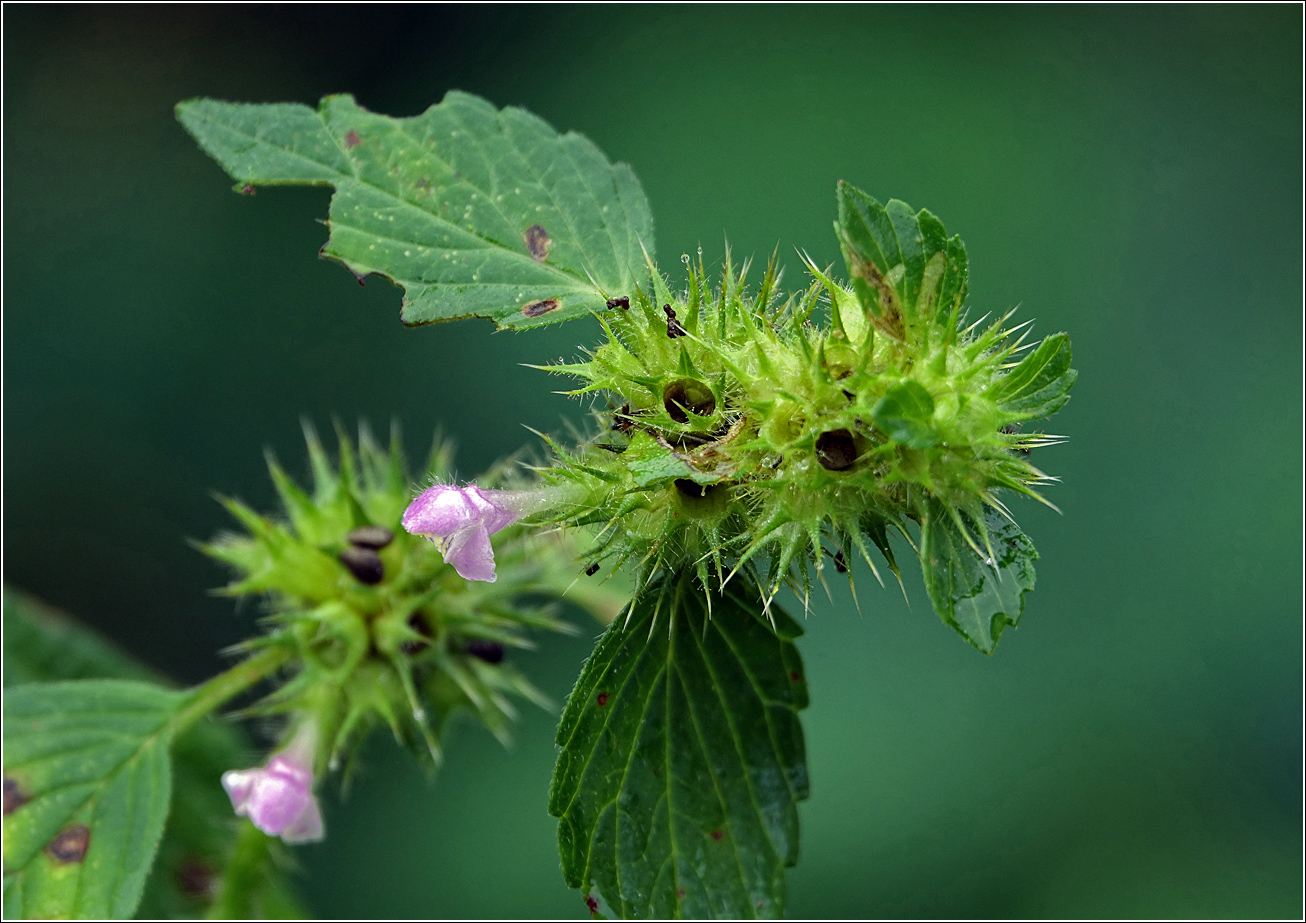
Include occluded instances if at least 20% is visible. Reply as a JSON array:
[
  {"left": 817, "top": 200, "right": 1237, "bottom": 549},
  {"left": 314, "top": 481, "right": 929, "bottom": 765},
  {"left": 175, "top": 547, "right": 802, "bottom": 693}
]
[{"left": 4, "top": 4, "right": 1301, "bottom": 918}]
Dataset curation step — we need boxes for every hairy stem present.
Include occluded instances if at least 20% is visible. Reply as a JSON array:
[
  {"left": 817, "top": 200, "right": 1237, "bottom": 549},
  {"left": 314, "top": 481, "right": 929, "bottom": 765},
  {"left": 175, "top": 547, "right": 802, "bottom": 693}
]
[{"left": 171, "top": 645, "right": 294, "bottom": 735}]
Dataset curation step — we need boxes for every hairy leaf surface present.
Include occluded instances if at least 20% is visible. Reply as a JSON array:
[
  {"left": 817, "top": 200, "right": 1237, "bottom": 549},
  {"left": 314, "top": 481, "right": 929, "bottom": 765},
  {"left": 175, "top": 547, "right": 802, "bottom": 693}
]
[
  {"left": 2, "top": 681, "right": 182, "bottom": 919},
  {"left": 177, "top": 92, "right": 654, "bottom": 329},
  {"left": 550, "top": 571, "right": 809, "bottom": 919},
  {"left": 919, "top": 505, "right": 1038, "bottom": 654},
  {"left": 2, "top": 589, "right": 305, "bottom": 919}
]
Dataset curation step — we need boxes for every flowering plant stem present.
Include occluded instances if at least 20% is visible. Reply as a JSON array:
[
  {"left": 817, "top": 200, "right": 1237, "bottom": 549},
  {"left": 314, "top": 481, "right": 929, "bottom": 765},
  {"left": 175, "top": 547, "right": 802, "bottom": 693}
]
[{"left": 171, "top": 645, "right": 294, "bottom": 737}]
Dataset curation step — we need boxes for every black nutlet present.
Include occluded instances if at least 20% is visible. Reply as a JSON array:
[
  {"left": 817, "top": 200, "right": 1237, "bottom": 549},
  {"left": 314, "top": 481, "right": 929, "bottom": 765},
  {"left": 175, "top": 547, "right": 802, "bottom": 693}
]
[
  {"left": 339, "top": 546, "right": 384, "bottom": 584},
  {"left": 815, "top": 429, "right": 858, "bottom": 471},
  {"left": 464, "top": 639, "right": 506, "bottom": 664},
  {"left": 347, "top": 525, "right": 395, "bottom": 549}
]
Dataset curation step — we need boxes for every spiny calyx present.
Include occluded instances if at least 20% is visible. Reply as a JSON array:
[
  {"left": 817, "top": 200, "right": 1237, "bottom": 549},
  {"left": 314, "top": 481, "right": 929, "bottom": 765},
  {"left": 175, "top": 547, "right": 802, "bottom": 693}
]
[{"left": 535, "top": 181, "right": 1076, "bottom": 654}]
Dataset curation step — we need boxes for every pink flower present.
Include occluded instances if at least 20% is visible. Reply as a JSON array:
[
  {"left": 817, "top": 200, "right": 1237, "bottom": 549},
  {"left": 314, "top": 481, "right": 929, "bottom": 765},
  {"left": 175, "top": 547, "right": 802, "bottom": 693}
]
[
  {"left": 402, "top": 484, "right": 547, "bottom": 582},
  {"left": 221, "top": 726, "right": 323, "bottom": 844}
]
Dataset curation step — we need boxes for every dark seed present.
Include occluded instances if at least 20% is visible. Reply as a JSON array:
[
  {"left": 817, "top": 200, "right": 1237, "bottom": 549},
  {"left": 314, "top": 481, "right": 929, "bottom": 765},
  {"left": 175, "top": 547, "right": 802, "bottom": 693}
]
[
  {"left": 176, "top": 857, "right": 217, "bottom": 899},
  {"left": 815, "top": 429, "right": 858, "bottom": 471},
  {"left": 401, "top": 612, "right": 431, "bottom": 655},
  {"left": 606, "top": 296, "right": 630, "bottom": 310},
  {"left": 585, "top": 563, "right": 601, "bottom": 576},
  {"left": 464, "top": 639, "right": 505, "bottom": 664},
  {"left": 832, "top": 550, "right": 848, "bottom": 573},
  {"left": 663, "top": 379, "right": 715, "bottom": 423},
  {"left": 347, "top": 525, "right": 394, "bottom": 549},
  {"left": 339, "top": 546, "right": 384, "bottom": 584},
  {"left": 663, "top": 304, "right": 677, "bottom": 318},
  {"left": 586, "top": 894, "right": 600, "bottom": 914},
  {"left": 46, "top": 824, "right": 90, "bottom": 864},
  {"left": 3, "top": 777, "right": 26, "bottom": 816},
  {"left": 674, "top": 478, "right": 709, "bottom": 499}
]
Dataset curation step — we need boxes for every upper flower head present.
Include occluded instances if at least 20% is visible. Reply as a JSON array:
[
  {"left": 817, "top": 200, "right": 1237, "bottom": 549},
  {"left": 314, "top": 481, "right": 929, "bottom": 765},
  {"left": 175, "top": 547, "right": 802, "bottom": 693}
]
[
  {"left": 221, "top": 724, "right": 323, "bottom": 844},
  {"left": 401, "top": 484, "right": 546, "bottom": 582}
]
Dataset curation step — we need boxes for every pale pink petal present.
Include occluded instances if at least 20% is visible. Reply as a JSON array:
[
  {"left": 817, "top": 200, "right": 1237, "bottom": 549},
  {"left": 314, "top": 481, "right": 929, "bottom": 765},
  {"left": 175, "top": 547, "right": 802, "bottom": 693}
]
[
  {"left": 444, "top": 522, "right": 498, "bottom": 582},
  {"left": 402, "top": 484, "right": 553, "bottom": 582},
  {"left": 222, "top": 744, "right": 323, "bottom": 843},
  {"left": 279, "top": 794, "right": 325, "bottom": 844}
]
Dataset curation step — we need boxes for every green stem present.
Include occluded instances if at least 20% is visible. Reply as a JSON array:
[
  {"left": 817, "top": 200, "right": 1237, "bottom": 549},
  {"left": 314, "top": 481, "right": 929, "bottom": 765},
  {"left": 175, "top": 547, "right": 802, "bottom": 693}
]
[{"left": 171, "top": 645, "right": 294, "bottom": 735}]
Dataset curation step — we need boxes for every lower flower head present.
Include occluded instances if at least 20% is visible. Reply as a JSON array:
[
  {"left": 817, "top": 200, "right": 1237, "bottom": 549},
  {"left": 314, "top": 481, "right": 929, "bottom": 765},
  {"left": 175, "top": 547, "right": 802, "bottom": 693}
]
[
  {"left": 402, "top": 484, "right": 548, "bottom": 582},
  {"left": 221, "top": 725, "right": 323, "bottom": 844}
]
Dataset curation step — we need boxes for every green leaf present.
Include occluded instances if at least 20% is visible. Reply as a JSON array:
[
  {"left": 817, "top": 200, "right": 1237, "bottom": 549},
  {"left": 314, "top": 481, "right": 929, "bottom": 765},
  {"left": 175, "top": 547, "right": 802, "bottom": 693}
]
[
  {"left": 991, "top": 332, "right": 1078, "bottom": 420},
  {"left": 2, "top": 588, "right": 154, "bottom": 687},
  {"left": 872, "top": 380, "right": 939, "bottom": 449},
  {"left": 549, "top": 570, "right": 810, "bottom": 919},
  {"left": 3, "top": 681, "right": 184, "bottom": 920},
  {"left": 836, "top": 180, "right": 968, "bottom": 335},
  {"left": 919, "top": 505, "right": 1038, "bottom": 654},
  {"left": 2, "top": 588, "right": 306, "bottom": 919},
  {"left": 177, "top": 91, "right": 655, "bottom": 329}
]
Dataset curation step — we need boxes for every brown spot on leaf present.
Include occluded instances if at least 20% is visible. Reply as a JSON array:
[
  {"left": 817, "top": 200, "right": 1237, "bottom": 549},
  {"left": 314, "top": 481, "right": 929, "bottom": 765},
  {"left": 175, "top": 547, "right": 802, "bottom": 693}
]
[
  {"left": 677, "top": 888, "right": 686, "bottom": 899},
  {"left": 596, "top": 692, "right": 609, "bottom": 707},
  {"left": 524, "top": 224, "right": 552, "bottom": 261},
  {"left": 344, "top": 129, "right": 361, "bottom": 149},
  {"left": 522, "top": 298, "right": 560, "bottom": 318},
  {"left": 790, "top": 670, "right": 803, "bottom": 683},
  {"left": 3, "top": 777, "right": 27, "bottom": 815},
  {"left": 46, "top": 824, "right": 90, "bottom": 864},
  {"left": 710, "top": 828, "right": 724, "bottom": 841},
  {"left": 815, "top": 429, "right": 858, "bottom": 471},
  {"left": 238, "top": 183, "right": 256, "bottom": 196}
]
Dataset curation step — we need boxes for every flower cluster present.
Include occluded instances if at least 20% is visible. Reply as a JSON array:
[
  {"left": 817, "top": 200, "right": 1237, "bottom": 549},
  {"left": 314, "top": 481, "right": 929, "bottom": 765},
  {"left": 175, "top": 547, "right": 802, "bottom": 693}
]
[
  {"left": 205, "top": 423, "right": 627, "bottom": 840},
  {"left": 532, "top": 184, "right": 1075, "bottom": 652}
]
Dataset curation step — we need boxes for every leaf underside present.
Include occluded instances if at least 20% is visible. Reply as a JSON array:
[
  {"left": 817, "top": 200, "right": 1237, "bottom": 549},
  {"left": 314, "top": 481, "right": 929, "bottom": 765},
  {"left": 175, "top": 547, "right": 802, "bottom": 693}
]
[
  {"left": 177, "top": 91, "right": 655, "bottom": 329},
  {"left": 919, "top": 505, "right": 1038, "bottom": 654},
  {"left": 549, "top": 570, "right": 809, "bottom": 919},
  {"left": 2, "top": 680, "right": 182, "bottom": 920}
]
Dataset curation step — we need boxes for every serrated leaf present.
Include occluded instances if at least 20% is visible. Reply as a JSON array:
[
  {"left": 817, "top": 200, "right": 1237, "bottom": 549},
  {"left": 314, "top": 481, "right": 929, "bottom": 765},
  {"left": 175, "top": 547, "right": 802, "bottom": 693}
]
[
  {"left": 992, "top": 332, "right": 1078, "bottom": 420},
  {"left": 919, "top": 505, "right": 1038, "bottom": 654},
  {"left": 549, "top": 570, "right": 809, "bottom": 919},
  {"left": 872, "top": 380, "right": 939, "bottom": 449},
  {"left": 3, "top": 681, "right": 184, "bottom": 919},
  {"left": 836, "top": 181, "right": 968, "bottom": 335},
  {"left": 2, "top": 588, "right": 306, "bottom": 919},
  {"left": 177, "top": 91, "right": 654, "bottom": 329}
]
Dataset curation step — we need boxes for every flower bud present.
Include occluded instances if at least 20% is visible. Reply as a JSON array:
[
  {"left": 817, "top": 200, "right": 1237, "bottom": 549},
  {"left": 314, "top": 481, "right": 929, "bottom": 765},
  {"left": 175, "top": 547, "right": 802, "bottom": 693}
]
[{"left": 221, "top": 723, "right": 323, "bottom": 844}]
